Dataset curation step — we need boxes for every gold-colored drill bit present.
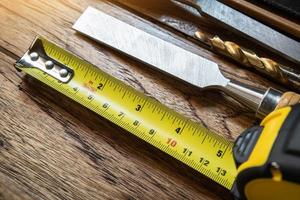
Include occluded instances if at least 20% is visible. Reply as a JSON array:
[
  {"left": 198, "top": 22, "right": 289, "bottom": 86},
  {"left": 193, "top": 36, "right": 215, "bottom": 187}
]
[
  {"left": 173, "top": 0, "right": 300, "bottom": 91},
  {"left": 194, "top": 31, "right": 300, "bottom": 90}
]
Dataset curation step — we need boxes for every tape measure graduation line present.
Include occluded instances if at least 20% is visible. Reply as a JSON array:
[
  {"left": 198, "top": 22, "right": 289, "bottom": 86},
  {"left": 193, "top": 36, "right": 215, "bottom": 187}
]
[{"left": 15, "top": 36, "right": 237, "bottom": 189}]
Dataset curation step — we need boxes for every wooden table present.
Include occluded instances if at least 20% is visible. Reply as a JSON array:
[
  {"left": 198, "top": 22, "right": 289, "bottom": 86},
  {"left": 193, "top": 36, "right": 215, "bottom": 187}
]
[{"left": 0, "top": 0, "right": 283, "bottom": 199}]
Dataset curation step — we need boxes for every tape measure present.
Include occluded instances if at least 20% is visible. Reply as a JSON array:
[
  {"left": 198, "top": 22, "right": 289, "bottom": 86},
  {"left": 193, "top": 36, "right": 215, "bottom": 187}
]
[
  {"left": 15, "top": 36, "right": 237, "bottom": 189},
  {"left": 232, "top": 104, "right": 300, "bottom": 200}
]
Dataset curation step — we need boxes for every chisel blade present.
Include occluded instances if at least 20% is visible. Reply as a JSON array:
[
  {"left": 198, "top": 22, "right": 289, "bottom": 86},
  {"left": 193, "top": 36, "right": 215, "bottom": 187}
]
[
  {"left": 73, "top": 7, "right": 229, "bottom": 88},
  {"left": 73, "top": 7, "right": 300, "bottom": 119}
]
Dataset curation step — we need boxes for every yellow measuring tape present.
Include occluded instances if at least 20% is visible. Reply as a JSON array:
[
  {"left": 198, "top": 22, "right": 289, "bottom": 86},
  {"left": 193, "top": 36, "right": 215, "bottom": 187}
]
[{"left": 16, "top": 37, "right": 236, "bottom": 189}]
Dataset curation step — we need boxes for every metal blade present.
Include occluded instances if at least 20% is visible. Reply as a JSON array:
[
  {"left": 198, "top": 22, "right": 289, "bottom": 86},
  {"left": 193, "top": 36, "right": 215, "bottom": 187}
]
[
  {"left": 73, "top": 7, "right": 229, "bottom": 88},
  {"left": 176, "top": 0, "right": 300, "bottom": 64}
]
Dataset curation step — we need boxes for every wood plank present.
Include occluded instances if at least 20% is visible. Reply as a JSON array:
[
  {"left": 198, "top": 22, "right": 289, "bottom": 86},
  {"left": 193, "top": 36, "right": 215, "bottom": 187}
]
[{"left": 0, "top": 0, "right": 282, "bottom": 199}]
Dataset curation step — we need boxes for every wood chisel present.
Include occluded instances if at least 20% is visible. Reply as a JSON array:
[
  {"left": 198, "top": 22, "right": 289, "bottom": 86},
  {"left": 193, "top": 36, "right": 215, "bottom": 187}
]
[{"left": 73, "top": 7, "right": 300, "bottom": 119}]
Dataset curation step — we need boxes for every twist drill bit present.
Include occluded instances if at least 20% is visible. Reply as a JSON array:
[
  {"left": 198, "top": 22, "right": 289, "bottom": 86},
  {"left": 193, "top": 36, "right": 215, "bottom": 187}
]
[
  {"left": 194, "top": 31, "right": 300, "bottom": 90},
  {"left": 173, "top": 0, "right": 300, "bottom": 64}
]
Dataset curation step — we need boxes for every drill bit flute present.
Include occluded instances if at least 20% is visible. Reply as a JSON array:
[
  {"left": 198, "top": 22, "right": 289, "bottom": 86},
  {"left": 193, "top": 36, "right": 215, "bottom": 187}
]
[{"left": 194, "top": 32, "right": 300, "bottom": 90}]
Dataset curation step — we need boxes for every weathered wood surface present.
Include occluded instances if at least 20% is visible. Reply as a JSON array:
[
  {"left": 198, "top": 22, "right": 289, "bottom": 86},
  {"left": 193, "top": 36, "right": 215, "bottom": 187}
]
[{"left": 0, "top": 0, "right": 282, "bottom": 199}]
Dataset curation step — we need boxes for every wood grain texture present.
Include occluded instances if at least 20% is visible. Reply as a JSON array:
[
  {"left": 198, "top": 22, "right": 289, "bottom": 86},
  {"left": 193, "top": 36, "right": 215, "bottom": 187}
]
[{"left": 0, "top": 0, "right": 285, "bottom": 199}]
